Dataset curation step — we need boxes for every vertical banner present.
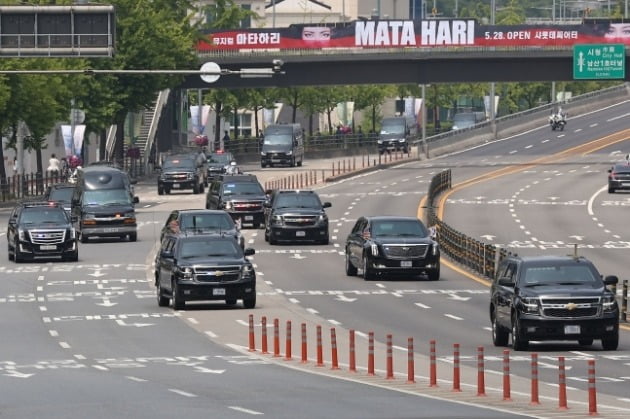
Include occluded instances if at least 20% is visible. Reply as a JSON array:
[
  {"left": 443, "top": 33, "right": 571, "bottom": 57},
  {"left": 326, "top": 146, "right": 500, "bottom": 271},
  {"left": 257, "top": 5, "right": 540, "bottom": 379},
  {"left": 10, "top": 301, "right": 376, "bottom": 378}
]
[
  {"left": 404, "top": 97, "right": 416, "bottom": 117},
  {"left": 61, "top": 125, "right": 73, "bottom": 157},
  {"left": 73, "top": 125, "right": 86, "bottom": 157},
  {"left": 190, "top": 105, "right": 211, "bottom": 135},
  {"left": 263, "top": 108, "right": 275, "bottom": 125},
  {"left": 414, "top": 98, "right": 424, "bottom": 128},
  {"left": 483, "top": 95, "right": 500, "bottom": 119}
]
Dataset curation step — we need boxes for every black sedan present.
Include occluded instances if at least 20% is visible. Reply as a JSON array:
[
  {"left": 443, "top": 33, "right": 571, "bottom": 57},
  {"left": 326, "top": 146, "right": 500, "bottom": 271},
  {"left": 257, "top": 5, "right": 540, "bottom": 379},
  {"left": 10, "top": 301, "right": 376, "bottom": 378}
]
[
  {"left": 345, "top": 216, "right": 440, "bottom": 281},
  {"left": 607, "top": 162, "right": 630, "bottom": 193}
]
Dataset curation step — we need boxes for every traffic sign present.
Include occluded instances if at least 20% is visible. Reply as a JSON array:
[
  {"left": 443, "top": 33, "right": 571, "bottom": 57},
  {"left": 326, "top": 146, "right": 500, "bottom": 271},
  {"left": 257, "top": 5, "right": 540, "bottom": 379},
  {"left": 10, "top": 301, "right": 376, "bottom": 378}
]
[
  {"left": 573, "top": 44, "right": 625, "bottom": 80},
  {"left": 200, "top": 62, "right": 221, "bottom": 83}
]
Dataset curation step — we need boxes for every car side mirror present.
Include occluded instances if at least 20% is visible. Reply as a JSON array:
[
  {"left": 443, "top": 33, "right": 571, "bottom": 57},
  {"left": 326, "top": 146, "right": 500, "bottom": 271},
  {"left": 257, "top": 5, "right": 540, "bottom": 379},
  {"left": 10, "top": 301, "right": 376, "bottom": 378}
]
[
  {"left": 322, "top": 202, "right": 332, "bottom": 208},
  {"left": 8, "top": 219, "right": 16, "bottom": 226},
  {"left": 244, "top": 248, "right": 255, "bottom": 256},
  {"left": 603, "top": 275, "right": 619, "bottom": 286},
  {"left": 160, "top": 250, "right": 174, "bottom": 259},
  {"left": 133, "top": 196, "right": 139, "bottom": 204},
  {"left": 498, "top": 277, "right": 515, "bottom": 287},
  {"left": 264, "top": 202, "right": 272, "bottom": 208}
]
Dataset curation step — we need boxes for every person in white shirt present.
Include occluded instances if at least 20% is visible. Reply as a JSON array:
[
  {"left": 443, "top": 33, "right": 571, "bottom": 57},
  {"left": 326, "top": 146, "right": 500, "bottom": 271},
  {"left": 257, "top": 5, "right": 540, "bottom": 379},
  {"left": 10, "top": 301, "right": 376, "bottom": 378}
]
[{"left": 47, "top": 153, "right": 61, "bottom": 173}]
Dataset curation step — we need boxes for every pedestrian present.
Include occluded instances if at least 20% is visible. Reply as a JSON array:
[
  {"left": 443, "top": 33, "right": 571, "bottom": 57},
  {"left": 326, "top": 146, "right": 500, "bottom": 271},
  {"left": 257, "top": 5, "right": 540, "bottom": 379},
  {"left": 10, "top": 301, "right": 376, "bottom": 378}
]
[
  {"left": 47, "top": 153, "right": 61, "bottom": 173},
  {"left": 12, "top": 157, "right": 18, "bottom": 176},
  {"left": 222, "top": 130, "right": 231, "bottom": 150},
  {"left": 60, "top": 157, "right": 69, "bottom": 179}
]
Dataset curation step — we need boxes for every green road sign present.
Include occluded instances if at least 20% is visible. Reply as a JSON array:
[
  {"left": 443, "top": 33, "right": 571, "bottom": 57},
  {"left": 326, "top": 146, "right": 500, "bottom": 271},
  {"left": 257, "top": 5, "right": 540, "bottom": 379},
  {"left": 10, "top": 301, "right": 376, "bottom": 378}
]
[{"left": 573, "top": 44, "right": 625, "bottom": 80}]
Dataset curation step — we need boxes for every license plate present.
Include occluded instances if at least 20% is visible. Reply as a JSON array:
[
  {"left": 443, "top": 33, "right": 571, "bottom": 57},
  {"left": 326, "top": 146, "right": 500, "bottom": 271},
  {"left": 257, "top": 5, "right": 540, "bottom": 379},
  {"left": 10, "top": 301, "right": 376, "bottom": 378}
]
[
  {"left": 40, "top": 245, "right": 57, "bottom": 250},
  {"left": 172, "top": 183, "right": 180, "bottom": 188},
  {"left": 400, "top": 261, "right": 412, "bottom": 267},
  {"left": 244, "top": 216, "right": 253, "bottom": 221},
  {"left": 564, "top": 325, "right": 580, "bottom": 334},
  {"left": 103, "top": 228, "right": 119, "bottom": 233},
  {"left": 213, "top": 288, "right": 226, "bottom": 296},
  {"left": 296, "top": 231, "right": 306, "bottom": 237}
]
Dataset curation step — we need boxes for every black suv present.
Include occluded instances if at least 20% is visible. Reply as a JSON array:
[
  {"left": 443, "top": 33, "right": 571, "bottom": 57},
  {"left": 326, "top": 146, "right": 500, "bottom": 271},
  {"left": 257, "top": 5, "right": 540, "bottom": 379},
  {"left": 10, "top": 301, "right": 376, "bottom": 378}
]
[
  {"left": 43, "top": 183, "right": 75, "bottom": 215},
  {"left": 154, "top": 234, "right": 256, "bottom": 310},
  {"left": 607, "top": 162, "right": 630, "bottom": 193},
  {"left": 158, "top": 153, "right": 205, "bottom": 195},
  {"left": 206, "top": 150, "right": 235, "bottom": 181},
  {"left": 490, "top": 254, "right": 619, "bottom": 351},
  {"left": 7, "top": 201, "right": 78, "bottom": 262},
  {"left": 161, "top": 209, "right": 244, "bottom": 248},
  {"left": 264, "top": 189, "right": 331, "bottom": 245},
  {"left": 345, "top": 216, "right": 440, "bottom": 281},
  {"left": 205, "top": 174, "right": 267, "bottom": 228}
]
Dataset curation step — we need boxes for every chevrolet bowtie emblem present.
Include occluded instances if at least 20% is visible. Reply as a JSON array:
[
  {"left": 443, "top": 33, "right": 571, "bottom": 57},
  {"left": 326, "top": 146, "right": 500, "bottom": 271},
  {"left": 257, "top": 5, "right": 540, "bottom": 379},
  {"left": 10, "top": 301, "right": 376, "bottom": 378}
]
[
  {"left": 214, "top": 271, "right": 224, "bottom": 276},
  {"left": 565, "top": 302, "right": 577, "bottom": 311}
]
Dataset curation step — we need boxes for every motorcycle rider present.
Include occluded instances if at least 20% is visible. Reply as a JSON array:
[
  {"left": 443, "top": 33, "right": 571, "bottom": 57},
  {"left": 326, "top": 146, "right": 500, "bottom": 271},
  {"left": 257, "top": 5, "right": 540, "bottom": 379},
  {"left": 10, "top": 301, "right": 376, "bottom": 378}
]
[{"left": 225, "top": 161, "right": 242, "bottom": 175}]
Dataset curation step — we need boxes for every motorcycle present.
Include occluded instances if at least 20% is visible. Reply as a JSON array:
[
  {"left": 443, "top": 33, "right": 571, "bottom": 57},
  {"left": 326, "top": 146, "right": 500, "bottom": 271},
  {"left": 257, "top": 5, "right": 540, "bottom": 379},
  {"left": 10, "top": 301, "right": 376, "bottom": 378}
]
[{"left": 549, "top": 112, "right": 566, "bottom": 131}]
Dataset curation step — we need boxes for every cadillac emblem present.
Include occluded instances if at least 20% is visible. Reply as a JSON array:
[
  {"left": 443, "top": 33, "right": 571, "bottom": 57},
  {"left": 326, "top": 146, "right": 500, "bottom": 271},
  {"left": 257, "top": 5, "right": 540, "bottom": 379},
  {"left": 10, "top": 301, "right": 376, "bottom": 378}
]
[{"left": 565, "top": 302, "right": 578, "bottom": 311}]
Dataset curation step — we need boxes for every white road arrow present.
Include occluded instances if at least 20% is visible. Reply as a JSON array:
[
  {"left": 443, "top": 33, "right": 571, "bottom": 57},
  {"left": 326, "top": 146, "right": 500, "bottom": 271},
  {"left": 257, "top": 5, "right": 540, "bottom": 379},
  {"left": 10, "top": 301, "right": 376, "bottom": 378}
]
[
  {"left": 116, "top": 320, "right": 154, "bottom": 327},
  {"left": 194, "top": 367, "right": 225, "bottom": 374},
  {"left": 569, "top": 235, "right": 584, "bottom": 241},
  {"left": 335, "top": 295, "right": 357, "bottom": 302},
  {"left": 97, "top": 284, "right": 126, "bottom": 291},
  {"left": 96, "top": 297, "right": 117, "bottom": 307},
  {"left": 4, "top": 371, "right": 34, "bottom": 378},
  {"left": 447, "top": 294, "right": 471, "bottom": 302},
  {"left": 480, "top": 235, "right": 495, "bottom": 241},
  {"left": 89, "top": 270, "right": 106, "bottom": 277}
]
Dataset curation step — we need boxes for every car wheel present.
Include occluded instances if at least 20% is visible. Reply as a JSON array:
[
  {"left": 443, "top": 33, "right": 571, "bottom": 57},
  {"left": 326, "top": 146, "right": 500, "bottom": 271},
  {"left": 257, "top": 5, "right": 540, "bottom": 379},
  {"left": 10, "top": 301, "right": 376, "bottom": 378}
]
[
  {"left": 199, "top": 183, "right": 205, "bottom": 194},
  {"left": 243, "top": 295, "right": 256, "bottom": 309},
  {"left": 171, "top": 280, "right": 185, "bottom": 310},
  {"left": 578, "top": 338, "right": 593, "bottom": 346},
  {"left": 128, "top": 233, "right": 137, "bottom": 242},
  {"left": 158, "top": 187, "right": 164, "bottom": 195},
  {"left": 427, "top": 262, "right": 440, "bottom": 281},
  {"left": 63, "top": 251, "right": 79, "bottom": 262},
  {"left": 602, "top": 330, "right": 619, "bottom": 350},
  {"left": 297, "top": 158, "right": 303, "bottom": 167},
  {"left": 165, "top": 188, "right": 171, "bottom": 195},
  {"left": 320, "top": 235, "right": 329, "bottom": 245},
  {"left": 253, "top": 222, "right": 261, "bottom": 229},
  {"left": 14, "top": 244, "right": 23, "bottom": 263},
  {"left": 156, "top": 283, "right": 169, "bottom": 307},
  {"left": 511, "top": 315, "right": 528, "bottom": 351},
  {"left": 269, "top": 232, "right": 277, "bottom": 245},
  {"left": 362, "top": 255, "right": 373, "bottom": 280},
  {"left": 225, "top": 299, "right": 237, "bottom": 306},
  {"left": 291, "top": 157, "right": 296, "bottom": 167},
  {"left": 608, "top": 186, "right": 615, "bottom": 193},
  {"left": 345, "top": 252, "right": 357, "bottom": 276},
  {"left": 491, "top": 310, "right": 509, "bottom": 346},
  {"left": 8, "top": 243, "right": 13, "bottom": 261},
  {"left": 193, "top": 183, "right": 200, "bottom": 194},
  {"left": 264, "top": 228, "right": 269, "bottom": 242}
]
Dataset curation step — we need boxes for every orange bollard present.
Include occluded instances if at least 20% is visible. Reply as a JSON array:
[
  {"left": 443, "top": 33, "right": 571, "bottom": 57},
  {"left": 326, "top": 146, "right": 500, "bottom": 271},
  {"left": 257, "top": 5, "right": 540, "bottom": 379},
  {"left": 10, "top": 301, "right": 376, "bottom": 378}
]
[
  {"left": 558, "top": 356, "right": 568, "bottom": 410},
  {"left": 349, "top": 330, "right": 356, "bottom": 373},
  {"left": 367, "top": 331, "right": 375, "bottom": 376},
  {"left": 316, "top": 325, "right": 324, "bottom": 367},
  {"left": 503, "top": 349, "right": 511, "bottom": 401},
  {"left": 284, "top": 320, "right": 292, "bottom": 361},
  {"left": 531, "top": 353, "right": 540, "bottom": 405},
  {"left": 407, "top": 337, "right": 415, "bottom": 384},
  {"left": 477, "top": 346, "right": 486, "bottom": 396},
  {"left": 330, "top": 328, "right": 339, "bottom": 370},
  {"left": 301, "top": 323, "right": 307, "bottom": 363},
  {"left": 261, "top": 316, "right": 268, "bottom": 354},
  {"left": 273, "top": 318, "right": 280, "bottom": 357},
  {"left": 429, "top": 340, "right": 437, "bottom": 387},
  {"left": 386, "top": 334, "right": 394, "bottom": 379},
  {"left": 588, "top": 359, "right": 597, "bottom": 415},
  {"left": 452, "top": 343, "right": 461, "bottom": 392},
  {"left": 248, "top": 314, "right": 255, "bottom": 352}
]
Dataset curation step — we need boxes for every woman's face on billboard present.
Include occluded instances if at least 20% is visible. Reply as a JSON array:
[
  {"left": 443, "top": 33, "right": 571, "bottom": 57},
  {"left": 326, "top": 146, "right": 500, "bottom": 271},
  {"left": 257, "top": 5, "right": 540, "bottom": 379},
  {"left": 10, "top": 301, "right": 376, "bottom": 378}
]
[
  {"left": 605, "top": 23, "right": 630, "bottom": 38},
  {"left": 302, "top": 27, "right": 331, "bottom": 41}
]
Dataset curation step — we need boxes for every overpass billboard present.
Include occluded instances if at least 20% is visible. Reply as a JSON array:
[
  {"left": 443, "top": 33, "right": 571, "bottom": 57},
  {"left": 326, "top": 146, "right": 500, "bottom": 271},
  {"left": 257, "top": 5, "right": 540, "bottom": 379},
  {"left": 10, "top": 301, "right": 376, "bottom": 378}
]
[{"left": 198, "top": 19, "right": 630, "bottom": 52}]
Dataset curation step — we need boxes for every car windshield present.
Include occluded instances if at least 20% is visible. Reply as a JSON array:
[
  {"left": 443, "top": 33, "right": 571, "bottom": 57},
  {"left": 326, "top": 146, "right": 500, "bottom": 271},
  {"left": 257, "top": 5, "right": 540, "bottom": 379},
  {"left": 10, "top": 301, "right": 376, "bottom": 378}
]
[
  {"left": 49, "top": 187, "right": 74, "bottom": 202},
  {"left": 180, "top": 214, "right": 234, "bottom": 231},
  {"left": 222, "top": 183, "right": 264, "bottom": 195},
  {"left": 83, "top": 189, "right": 131, "bottom": 205},
  {"left": 522, "top": 265, "right": 598, "bottom": 285},
  {"left": 20, "top": 208, "right": 68, "bottom": 224},
  {"left": 163, "top": 158, "right": 194, "bottom": 169},
  {"left": 371, "top": 220, "right": 428, "bottom": 237},
  {"left": 208, "top": 154, "right": 231, "bottom": 164},
  {"left": 179, "top": 239, "right": 240, "bottom": 258},
  {"left": 275, "top": 194, "right": 321, "bottom": 209},
  {"left": 263, "top": 134, "right": 292, "bottom": 146},
  {"left": 380, "top": 123, "right": 405, "bottom": 135}
]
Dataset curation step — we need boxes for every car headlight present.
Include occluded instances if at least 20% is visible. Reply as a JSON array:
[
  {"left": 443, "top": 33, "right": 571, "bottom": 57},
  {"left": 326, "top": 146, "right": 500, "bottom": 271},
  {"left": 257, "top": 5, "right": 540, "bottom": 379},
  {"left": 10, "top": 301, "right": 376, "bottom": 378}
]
[
  {"left": 260, "top": 152, "right": 267, "bottom": 156},
  {"left": 187, "top": 173, "right": 194, "bottom": 179},
  {"left": 84, "top": 213, "right": 96, "bottom": 219},
  {"left": 370, "top": 243, "right": 379, "bottom": 257},
  {"left": 272, "top": 214, "right": 284, "bottom": 226},
  {"left": 18, "top": 228, "right": 26, "bottom": 241},
  {"left": 603, "top": 294, "right": 617, "bottom": 312},
  {"left": 520, "top": 296, "right": 539, "bottom": 314},
  {"left": 317, "top": 213, "right": 328, "bottom": 224},
  {"left": 377, "top": 140, "right": 383, "bottom": 144},
  {"left": 177, "top": 266, "right": 193, "bottom": 280},
  {"left": 69, "top": 228, "right": 76, "bottom": 239},
  {"left": 432, "top": 243, "right": 439, "bottom": 256},
  {"left": 286, "top": 150, "right": 293, "bottom": 155},
  {"left": 241, "top": 264, "right": 254, "bottom": 278},
  {"left": 399, "top": 138, "right": 407, "bottom": 143}
]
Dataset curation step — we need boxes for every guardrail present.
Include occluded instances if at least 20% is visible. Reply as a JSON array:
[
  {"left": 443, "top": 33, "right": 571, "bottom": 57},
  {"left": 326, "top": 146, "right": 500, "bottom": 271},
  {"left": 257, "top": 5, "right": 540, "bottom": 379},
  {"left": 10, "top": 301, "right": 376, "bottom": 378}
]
[{"left": 0, "top": 171, "right": 67, "bottom": 203}]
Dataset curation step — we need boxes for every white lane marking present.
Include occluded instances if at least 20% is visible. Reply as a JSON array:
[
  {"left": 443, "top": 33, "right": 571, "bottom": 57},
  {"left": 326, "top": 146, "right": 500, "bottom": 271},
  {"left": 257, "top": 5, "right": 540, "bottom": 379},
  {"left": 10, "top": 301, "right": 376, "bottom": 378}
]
[
  {"left": 205, "top": 331, "right": 217, "bottom": 338},
  {"left": 228, "top": 406, "right": 264, "bottom": 415},
  {"left": 414, "top": 302, "right": 430, "bottom": 309},
  {"left": 306, "top": 308, "right": 319, "bottom": 315},
  {"left": 541, "top": 139, "right": 550, "bottom": 143},
  {"left": 93, "top": 365, "right": 108, "bottom": 371},
  {"left": 444, "top": 314, "right": 463, "bottom": 321},
  {"left": 587, "top": 185, "right": 608, "bottom": 216},
  {"left": 39, "top": 306, "right": 47, "bottom": 312},
  {"left": 289, "top": 298, "right": 300, "bottom": 304},
  {"left": 187, "top": 318, "right": 199, "bottom": 325},
  {"left": 375, "top": 283, "right": 385, "bottom": 288},
  {"left": 509, "top": 150, "right": 518, "bottom": 154},
  {"left": 42, "top": 317, "right": 51, "bottom": 323},
  {"left": 169, "top": 389, "right": 197, "bottom": 398},
  {"left": 328, "top": 319, "right": 341, "bottom": 326},
  {"left": 127, "top": 376, "right": 148, "bottom": 382},
  {"left": 59, "top": 341, "right": 71, "bottom": 349},
  {"left": 74, "top": 354, "right": 86, "bottom": 360},
  {"left": 49, "top": 330, "right": 58, "bottom": 337},
  {"left": 589, "top": 123, "right": 598, "bottom": 127},
  {"left": 525, "top": 145, "right": 533, "bottom": 149}
]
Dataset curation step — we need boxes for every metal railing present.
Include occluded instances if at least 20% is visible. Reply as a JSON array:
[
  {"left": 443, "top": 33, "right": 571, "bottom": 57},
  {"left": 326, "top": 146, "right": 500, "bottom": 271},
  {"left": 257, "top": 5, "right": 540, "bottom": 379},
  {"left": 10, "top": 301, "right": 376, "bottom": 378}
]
[{"left": 143, "top": 88, "right": 170, "bottom": 174}]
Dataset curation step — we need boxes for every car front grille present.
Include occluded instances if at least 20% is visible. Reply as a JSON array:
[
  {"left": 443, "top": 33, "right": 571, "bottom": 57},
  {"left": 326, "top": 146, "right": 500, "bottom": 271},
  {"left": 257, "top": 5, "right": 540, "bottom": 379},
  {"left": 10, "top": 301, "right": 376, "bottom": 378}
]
[
  {"left": 193, "top": 265, "right": 241, "bottom": 283},
  {"left": 382, "top": 244, "right": 429, "bottom": 259},
  {"left": 164, "top": 172, "right": 192, "bottom": 180},
  {"left": 232, "top": 201, "right": 264, "bottom": 212},
  {"left": 284, "top": 215, "right": 319, "bottom": 226},
  {"left": 540, "top": 297, "right": 601, "bottom": 319},
  {"left": 29, "top": 229, "right": 66, "bottom": 244}
]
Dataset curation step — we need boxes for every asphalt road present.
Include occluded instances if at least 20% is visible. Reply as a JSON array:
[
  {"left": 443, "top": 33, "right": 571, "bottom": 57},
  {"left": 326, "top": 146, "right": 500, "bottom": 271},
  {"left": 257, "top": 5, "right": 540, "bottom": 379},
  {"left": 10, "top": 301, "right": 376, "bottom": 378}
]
[{"left": 2, "top": 101, "right": 630, "bottom": 418}]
